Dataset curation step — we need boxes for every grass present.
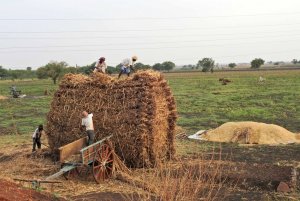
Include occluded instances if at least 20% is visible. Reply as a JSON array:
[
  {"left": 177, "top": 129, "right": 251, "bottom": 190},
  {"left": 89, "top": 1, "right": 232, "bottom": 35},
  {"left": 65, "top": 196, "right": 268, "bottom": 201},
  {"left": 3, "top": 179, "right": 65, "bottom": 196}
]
[
  {"left": 0, "top": 70, "right": 300, "bottom": 135},
  {"left": 0, "top": 79, "right": 56, "bottom": 134},
  {"left": 165, "top": 70, "right": 300, "bottom": 133},
  {"left": 0, "top": 70, "right": 299, "bottom": 200},
  {"left": 0, "top": 134, "right": 30, "bottom": 149}
]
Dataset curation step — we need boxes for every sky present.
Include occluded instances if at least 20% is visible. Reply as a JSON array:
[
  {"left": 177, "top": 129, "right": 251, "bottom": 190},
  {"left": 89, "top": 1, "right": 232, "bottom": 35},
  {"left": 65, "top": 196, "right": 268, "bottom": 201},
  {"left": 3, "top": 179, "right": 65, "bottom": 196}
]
[{"left": 0, "top": 0, "right": 300, "bottom": 69}]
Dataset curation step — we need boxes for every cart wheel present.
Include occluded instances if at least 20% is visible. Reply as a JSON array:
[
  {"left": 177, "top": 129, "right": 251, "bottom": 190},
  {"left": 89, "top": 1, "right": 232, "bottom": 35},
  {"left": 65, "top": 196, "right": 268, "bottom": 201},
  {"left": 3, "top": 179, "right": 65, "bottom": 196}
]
[
  {"left": 92, "top": 143, "right": 114, "bottom": 183},
  {"left": 76, "top": 166, "right": 90, "bottom": 180}
]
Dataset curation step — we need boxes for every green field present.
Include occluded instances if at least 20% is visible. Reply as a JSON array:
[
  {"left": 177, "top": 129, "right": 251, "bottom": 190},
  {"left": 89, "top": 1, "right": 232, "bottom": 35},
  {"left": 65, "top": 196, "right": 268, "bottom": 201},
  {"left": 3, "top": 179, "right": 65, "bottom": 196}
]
[
  {"left": 169, "top": 70, "right": 300, "bottom": 133},
  {"left": 1, "top": 70, "right": 300, "bottom": 200},
  {"left": 1, "top": 70, "right": 300, "bottom": 135}
]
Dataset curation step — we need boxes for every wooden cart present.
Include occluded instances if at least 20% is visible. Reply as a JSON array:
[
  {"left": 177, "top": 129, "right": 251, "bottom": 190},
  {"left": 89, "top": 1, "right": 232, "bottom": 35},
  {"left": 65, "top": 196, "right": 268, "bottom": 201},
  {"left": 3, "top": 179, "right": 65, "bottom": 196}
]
[{"left": 46, "top": 135, "right": 114, "bottom": 183}]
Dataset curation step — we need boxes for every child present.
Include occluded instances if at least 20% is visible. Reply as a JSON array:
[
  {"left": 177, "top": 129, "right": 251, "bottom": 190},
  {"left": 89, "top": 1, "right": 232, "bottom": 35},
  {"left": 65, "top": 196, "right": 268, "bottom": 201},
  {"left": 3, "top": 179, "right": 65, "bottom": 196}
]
[{"left": 32, "top": 124, "right": 43, "bottom": 152}]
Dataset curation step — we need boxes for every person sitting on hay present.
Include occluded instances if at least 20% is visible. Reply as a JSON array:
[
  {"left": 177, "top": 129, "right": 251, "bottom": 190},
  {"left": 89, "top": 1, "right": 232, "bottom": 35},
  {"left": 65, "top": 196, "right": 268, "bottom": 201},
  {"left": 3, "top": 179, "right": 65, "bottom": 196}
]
[
  {"left": 32, "top": 124, "right": 44, "bottom": 152},
  {"left": 93, "top": 57, "right": 107, "bottom": 73},
  {"left": 81, "top": 111, "right": 95, "bottom": 146},
  {"left": 118, "top": 56, "right": 138, "bottom": 79}
]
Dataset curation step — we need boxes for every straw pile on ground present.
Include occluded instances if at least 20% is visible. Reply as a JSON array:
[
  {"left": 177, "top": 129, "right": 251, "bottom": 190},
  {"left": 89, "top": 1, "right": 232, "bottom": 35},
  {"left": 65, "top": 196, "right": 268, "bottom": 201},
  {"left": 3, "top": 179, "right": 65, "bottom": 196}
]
[
  {"left": 46, "top": 70, "right": 177, "bottom": 168},
  {"left": 201, "top": 121, "right": 300, "bottom": 145},
  {"left": 0, "top": 95, "right": 8, "bottom": 100}
]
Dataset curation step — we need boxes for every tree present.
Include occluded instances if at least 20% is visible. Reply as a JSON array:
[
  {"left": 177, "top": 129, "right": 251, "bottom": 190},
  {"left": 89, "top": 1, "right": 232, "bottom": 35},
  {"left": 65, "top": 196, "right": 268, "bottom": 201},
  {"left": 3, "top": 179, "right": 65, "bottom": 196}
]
[
  {"left": 197, "top": 58, "right": 215, "bottom": 72},
  {"left": 8, "top": 69, "right": 26, "bottom": 80},
  {"left": 162, "top": 61, "right": 175, "bottom": 72},
  {"left": 0, "top": 66, "right": 8, "bottom": 79},
  {"left": 26, "top": 67, "right": 32, "bottom": 71},
  {"left": 250, "top": 58, "right": 265, "bottom": 68},
  {"left": 143, "top": 64, "right": 151, "bottom": 70},
  {"left": 228, "top": 63, "right": 237, "bottom": 68},
  {"left": 36, "top": 67, "right": 48, "bottom": 79},
  {"left": 37, "top": 61, "right": 68, "bottom": 84},
  {"left": 134, "top": 62, "right": 151, "bottom": 70},
  {"left": 152, "top": 63, "right": 163, "bottom": 71},
  {"left": 64, "top": 67, "right": 77, "bottom": 74},
  {"left": 292, "top": 59, "right": 298, "bottom": 64},
  {"left": 75, "top": 62, "right": 96, "bottom": 75},
  {"left": 106, "top": 66, "right": 117, "bottom": 74}
]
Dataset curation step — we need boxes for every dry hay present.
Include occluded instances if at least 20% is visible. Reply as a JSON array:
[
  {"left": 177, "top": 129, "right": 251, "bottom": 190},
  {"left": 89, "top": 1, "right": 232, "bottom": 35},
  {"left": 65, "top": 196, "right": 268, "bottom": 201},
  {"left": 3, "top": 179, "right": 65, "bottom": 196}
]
[
  {"left": 201, "top": 121, "right": 300, "bottom": 145},
  {"left": 0, "top": 95, "right": 8, "bottom": 100},
  {"left": 46, "top": 70, "right": 177, "bottom": 168},
  {"left": 0, "top": 143, "right": 147, "bottom": 199}
]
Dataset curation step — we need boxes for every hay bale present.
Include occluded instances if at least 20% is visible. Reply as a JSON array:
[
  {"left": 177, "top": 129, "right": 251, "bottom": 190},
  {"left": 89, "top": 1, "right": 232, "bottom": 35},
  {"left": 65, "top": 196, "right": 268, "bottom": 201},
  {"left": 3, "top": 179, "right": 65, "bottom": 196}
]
[
  {"left": 46, "top": 70, "right": 177, "bottom": 168},
  {"left": 201, "top": 122, "right": 300, "bottom": 145}
]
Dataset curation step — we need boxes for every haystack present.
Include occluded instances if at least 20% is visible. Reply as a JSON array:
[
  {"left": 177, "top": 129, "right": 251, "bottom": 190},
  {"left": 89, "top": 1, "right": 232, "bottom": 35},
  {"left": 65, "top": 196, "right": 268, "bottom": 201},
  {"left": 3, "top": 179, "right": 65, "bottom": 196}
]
[
  {"left": 46, "top": 70, "right": 177, "bottom": 168},
  {"left": 201, "top": 122, "right": 300, "bottom": 145}
]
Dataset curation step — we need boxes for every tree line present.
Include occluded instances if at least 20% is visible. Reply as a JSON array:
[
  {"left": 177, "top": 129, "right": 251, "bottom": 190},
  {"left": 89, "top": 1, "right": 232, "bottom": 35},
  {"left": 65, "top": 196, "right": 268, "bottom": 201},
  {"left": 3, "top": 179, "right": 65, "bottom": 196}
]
[
  {"left": 0, "top": 61, "right": 177, "bottom": 84},
  {"left": 0, "top": 66, "right": 36, "bottom": 80},
  {"left": 1, "top": 58, "right": 299, "bottom": 84}
]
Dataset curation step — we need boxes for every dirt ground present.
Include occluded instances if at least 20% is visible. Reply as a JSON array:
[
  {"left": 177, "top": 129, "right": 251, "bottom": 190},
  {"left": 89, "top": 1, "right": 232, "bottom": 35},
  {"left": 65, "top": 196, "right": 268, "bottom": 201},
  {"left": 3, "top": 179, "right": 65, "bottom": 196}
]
[
  {"left": 0, "top": 179, "right": 62, "bottom": 201},
  {"left": 0, "top": 138, "right": 299, "bottom": 200}
]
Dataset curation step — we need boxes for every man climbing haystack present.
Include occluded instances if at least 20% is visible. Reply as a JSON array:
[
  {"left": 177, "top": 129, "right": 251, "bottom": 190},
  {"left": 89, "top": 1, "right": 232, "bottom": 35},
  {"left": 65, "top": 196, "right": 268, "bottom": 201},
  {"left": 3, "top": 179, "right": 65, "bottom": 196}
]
[
  {"left": 118, "top": 56, "right": 138, "bottom": 78},
  {"left": 81, "top": 111, "right": 95, "bottom": 146}
]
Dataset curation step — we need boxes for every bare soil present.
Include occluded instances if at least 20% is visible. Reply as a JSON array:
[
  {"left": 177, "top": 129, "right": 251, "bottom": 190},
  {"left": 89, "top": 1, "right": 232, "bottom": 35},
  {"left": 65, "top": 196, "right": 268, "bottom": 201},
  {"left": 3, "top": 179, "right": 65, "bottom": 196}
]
[{"left": 0, "top": 179, "right": 62, "bottom": 201}]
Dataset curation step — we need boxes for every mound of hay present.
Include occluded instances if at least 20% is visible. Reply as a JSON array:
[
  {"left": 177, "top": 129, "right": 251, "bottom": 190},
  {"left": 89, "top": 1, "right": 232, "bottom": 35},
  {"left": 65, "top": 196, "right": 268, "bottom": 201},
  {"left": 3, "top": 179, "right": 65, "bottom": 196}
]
[
  {"left": 46, "top": 70, "right": 177, "bottom": 168},
  {"left": 201, "top": 122, "right": 300, "bottom": 145}
]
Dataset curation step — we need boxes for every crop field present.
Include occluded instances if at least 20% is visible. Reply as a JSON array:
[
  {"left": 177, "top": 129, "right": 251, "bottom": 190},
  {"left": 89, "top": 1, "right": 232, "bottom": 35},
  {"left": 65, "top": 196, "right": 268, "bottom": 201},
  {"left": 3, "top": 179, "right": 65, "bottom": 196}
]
[
  {"left": 168, "top": 70, "right": 300, "bottom": 133},
  {"left": 0, "top": 69, "right": 300, "bottom": 200},
  {"left": 1, "top": 70, "right": 300, "bottom": 135}
]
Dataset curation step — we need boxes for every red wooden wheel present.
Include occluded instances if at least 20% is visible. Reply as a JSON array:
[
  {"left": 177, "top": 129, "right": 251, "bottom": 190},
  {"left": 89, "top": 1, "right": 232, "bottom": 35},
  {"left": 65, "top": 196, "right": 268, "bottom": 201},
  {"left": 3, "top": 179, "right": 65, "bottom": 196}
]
[{"left": 92, "top": 143, "right": 114, "bottom": 183}]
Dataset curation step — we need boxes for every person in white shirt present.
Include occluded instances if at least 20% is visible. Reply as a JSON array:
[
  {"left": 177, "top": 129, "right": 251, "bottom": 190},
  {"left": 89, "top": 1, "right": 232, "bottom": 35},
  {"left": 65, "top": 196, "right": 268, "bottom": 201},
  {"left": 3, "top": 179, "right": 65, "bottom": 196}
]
[
  {"left": 81, "top": 111, "right": 95, "bottom": 146},
  {"left": 32, "top": 124, "right": 43, "bottom": 152},
  {"left": 94, "top": 57, "right": 107, "bottom": 73},
  {"left": 118, "top": 56, "right": 138, "bottom": 79}
]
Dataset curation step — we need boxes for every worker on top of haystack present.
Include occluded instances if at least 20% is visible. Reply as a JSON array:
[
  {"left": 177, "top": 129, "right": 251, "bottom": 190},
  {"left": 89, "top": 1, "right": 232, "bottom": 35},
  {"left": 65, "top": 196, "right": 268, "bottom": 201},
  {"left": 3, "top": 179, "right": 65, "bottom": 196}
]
[
  {"left": 32, "top": 124, "right": 44, "bottom": 152},
  {"left": 118, "top": 56, "right": 138, "bottom": 79},
  {"left": 81, "top": 111, "right": 95, "bottom": 146},
  {"left": 94, "top": 57, "right": 107, "bottom": 73}
]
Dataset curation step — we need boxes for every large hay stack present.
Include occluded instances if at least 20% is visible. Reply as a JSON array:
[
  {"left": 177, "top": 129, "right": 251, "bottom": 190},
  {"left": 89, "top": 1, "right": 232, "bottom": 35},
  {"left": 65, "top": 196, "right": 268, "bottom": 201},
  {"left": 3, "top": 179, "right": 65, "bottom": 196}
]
[{"left": 46, "top": 70, "right": 177, "bottom": 168}]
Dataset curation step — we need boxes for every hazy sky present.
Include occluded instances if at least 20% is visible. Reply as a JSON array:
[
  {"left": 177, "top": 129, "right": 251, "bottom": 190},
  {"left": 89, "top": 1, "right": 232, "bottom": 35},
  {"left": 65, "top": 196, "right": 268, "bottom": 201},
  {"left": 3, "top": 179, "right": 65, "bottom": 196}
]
[{"left": 0, "top": 0, "right": 300, "bottom": 69}]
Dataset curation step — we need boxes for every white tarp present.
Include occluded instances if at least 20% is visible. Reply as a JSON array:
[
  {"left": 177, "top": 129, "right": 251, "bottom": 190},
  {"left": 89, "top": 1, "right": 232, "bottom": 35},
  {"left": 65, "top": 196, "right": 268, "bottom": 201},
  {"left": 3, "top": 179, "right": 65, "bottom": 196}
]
[{"left": 188, "top": 130, "right": 207, "bottom": 141}]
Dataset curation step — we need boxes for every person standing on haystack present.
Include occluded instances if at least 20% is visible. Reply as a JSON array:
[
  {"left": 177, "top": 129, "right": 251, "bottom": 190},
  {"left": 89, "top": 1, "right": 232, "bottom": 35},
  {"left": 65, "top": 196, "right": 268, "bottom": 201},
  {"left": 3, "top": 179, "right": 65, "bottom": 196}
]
[
  {"left": 81, "top": 111, "right": 95, "bottom": 146},
  {"left": 93, "top": 57, "right": 107, "bottom": 73},
  {"left": 118, "top": 56, "right": 138, "bottom": 79},
  {"left": 32, "top": 124, "right": 44, "bottom": 152}
]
